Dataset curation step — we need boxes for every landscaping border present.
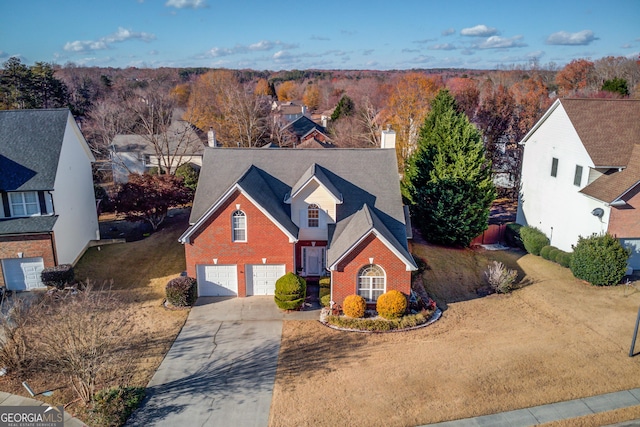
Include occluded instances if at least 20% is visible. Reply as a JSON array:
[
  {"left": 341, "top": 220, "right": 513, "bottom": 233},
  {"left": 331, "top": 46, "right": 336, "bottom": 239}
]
[{"left": 318, "top": 308, "right": 442, "bottom": 333}]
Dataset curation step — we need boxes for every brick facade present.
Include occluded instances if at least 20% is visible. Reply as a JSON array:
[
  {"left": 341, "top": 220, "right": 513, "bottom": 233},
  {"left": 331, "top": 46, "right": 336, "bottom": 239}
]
[
  {"left": 0, "top": 233, "right": 56, "bottom": 287},
  {"left": 184, "top": 191, "right": 294, "bottom": 296},
  {"left": 331, "top": 233, "right": 411, "bottom": 307}
]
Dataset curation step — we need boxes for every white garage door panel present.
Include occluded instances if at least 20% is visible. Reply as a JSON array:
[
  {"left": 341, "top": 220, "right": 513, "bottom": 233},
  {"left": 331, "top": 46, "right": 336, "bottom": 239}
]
[
  {"left": 2, "top": 257, "right": 45, "bottom": 291},
  {"left": 197, "top": 265, "right": 238, "bottom": 296},
  {"left": 246, "top": 264, "right": 286, "bottom": 296}
]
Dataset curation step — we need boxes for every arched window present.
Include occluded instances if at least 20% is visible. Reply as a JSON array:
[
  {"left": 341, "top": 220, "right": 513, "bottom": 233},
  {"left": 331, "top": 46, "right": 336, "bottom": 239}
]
[
  {"left": 232, "top": 210, "right": 246, "bottom": 242},
  {"left": 358, "top": 264, "right": 386, "bottom": 302},
  {"left": 307, "top": 204, "right": 320, "bottom": 228}
]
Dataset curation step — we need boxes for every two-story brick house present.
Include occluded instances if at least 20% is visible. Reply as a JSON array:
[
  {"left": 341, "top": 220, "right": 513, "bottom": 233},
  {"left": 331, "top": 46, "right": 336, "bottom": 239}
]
[{"left": 179, "top": 133, "right": 416, "bottom": 305}]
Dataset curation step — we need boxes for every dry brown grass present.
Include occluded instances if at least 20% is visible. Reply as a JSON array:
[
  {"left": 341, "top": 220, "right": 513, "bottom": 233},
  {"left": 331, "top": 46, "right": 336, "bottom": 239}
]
[
  {"left": 0, "top": 210, "right": 189, "bottom": 419},
  {"left": 270, "top": 242, "right": 640, "bottom": 427}
]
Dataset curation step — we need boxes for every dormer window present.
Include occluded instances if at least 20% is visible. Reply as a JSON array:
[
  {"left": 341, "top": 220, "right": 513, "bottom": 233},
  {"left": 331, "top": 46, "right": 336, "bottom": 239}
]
[
  {"left": 9, "top": 192, "right": 40, "bottom": 217},
  {"left": 308, "top": 204, "right": 320, "bottom": 228},
  {"left": 232, "top": 210, "right": 246, "bottom": 242}
]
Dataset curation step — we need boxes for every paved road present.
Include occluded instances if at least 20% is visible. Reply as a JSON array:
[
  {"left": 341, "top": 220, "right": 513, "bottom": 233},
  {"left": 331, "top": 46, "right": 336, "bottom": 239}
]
[{"left": 126, "top": 296, "right": 317, "bottom": 427}]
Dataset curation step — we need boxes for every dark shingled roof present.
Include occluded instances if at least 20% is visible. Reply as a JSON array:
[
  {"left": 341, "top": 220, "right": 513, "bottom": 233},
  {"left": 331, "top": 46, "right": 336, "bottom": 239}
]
[
  {"left": 0, "top": 216, "right": 58, "bottom": 235},
  {"left": 186, "top": 147, "right": 415, "bottom": 268},
  {"left": 0, "top": 109, "right": 70, "bottom": 191},
  {"left": 560, "top": 98, "right": 640, "bottom": 168},
  {"left": 289, "top": 163, "right": 342, "bottom": 203},
  {"left": 283, "top": 116, "right": 326, "bottom": 138}
]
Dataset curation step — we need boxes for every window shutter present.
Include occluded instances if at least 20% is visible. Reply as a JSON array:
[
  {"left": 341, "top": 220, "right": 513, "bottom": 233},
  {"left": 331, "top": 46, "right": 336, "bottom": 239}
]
[{"left": 300, "top": 209, "right": 307, "bottom": 227}]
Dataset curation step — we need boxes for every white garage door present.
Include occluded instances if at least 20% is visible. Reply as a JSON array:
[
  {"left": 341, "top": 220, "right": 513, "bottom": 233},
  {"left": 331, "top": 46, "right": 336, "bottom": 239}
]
[
  {"left": 246, "top": 264, "right": 286, "bottom": 296},
  {"left": 197, "top": 265, "right": 238, "bottom": 296},
  {"left": 1, "top": 257, "right": 45, "bottom": 291}
]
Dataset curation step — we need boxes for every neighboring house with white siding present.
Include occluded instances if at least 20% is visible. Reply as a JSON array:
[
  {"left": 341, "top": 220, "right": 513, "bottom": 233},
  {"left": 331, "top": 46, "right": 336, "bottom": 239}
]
[
  {"left": 517, "top": 98, "right": 640, "bottom": 271},
  {"left": 0, "top": 109, "right": 100, "bottom": 290},
  {"left": 110, "top": 109, "right": 205, "bottom": 183}
]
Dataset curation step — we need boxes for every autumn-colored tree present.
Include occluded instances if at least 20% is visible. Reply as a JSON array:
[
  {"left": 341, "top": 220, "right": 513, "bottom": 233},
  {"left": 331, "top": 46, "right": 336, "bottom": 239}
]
[
  {"left": 510, "top": 76, "right": 551, "bottom": 141},
  {"left": 115, "top": 173, "right": 192, "bottom": 230},
  {"left": 302, "top": 84, "right": 320, "bottom": 110},
  {"left": 386, "top": 72, "right": 442, "bottom": 169},
  {"left": 476, "top": 83, "right": 515, "bottom": 160},
  {"left": 255, "top": 78, "right": 275, "bottom": 97},
  {"left": 555, "top": 59, "right": 595, "bottom": 96},
  {"left": 446, "top": 77, "right": 480, "bottom": 120},
  {"left": 170, "top": 82, "right": 191, "bottom": 107},
  {"left": 276, "top": 81, "right": 299, "bottom": 101},
  {"left": 186, "top": 70, "right": 271, "bottom": 147}
]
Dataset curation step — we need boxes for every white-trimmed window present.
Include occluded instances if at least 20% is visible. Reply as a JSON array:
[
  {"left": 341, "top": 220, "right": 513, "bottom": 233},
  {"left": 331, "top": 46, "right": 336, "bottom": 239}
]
[
  {"left": 232, "top": 210, "right": 246, "bottom": 242},
  {"left": 358, "top": 264, "right": 386, "bottom": 302},
  {"left": 9, "top": 192, "right": 40, "bottom": 217},
  {"left": 307, "top": 204, "right": 320, "bottom": 228}
]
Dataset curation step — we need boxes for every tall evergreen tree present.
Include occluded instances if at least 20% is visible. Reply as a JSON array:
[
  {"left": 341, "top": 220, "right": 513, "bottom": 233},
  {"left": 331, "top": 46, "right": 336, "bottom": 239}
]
[{"left": 402, "top": 89, "right": 496, "bottom": 246}]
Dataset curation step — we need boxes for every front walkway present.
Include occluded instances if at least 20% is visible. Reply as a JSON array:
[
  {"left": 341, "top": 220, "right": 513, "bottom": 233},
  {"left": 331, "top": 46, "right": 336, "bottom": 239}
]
[
  {"left": 420, "top": 388, "right": 640, "bottom": 427},
  {"left": 126, "top": 296, "right": 318, "bottom": 426}
]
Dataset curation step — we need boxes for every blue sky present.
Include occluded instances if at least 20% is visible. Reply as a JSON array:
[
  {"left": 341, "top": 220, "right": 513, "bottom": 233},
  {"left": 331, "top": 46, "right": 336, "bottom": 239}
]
[{"left": 1, "top": 0, "right": 638, "bottom": 70}]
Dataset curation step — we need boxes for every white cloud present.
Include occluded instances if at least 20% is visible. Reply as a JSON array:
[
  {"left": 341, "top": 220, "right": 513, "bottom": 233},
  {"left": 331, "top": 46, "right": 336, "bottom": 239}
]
[
  {"left": 428, "top": 43, "right": 456, "bottom": 51},
  {"left": 461, "top": 25, "right": 498, "bottom": 37},
  {"left": 442, "top": 28, "right": 455, "bottom": 36},
  {"left": 165, "top": 0, "right": 207, "bottom": 9},
  {"left": 546, "top": 30, "right": 597, "bottom": 46},
  {"left": 477, "top": 35, "right": 526, "bottom": 49},
  {"left": 205, "top": 40, "right": 298, "bottom": 57},
  {"left": 311, "top": 35, "right": 330, "bottom": 41},
  {"left": 362, "top": 49, "right": 374, "bottom": 56},
  {"left": 413, "top": 38, "right": 436, "bottom": 44},
  {"left": 64, "top": 27, "right": 156, "bottom": 53},
  {"left": 0, "top": 51, "right": 11, "bottom": 59},
  {"left": 104, "top": 27, "right": 155, "bottom": 43}
]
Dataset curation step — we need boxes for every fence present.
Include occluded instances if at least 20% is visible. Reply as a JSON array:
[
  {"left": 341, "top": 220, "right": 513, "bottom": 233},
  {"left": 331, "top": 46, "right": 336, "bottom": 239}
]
[{"left": 470, "top": 223, "right": 507, "bottom": 246}]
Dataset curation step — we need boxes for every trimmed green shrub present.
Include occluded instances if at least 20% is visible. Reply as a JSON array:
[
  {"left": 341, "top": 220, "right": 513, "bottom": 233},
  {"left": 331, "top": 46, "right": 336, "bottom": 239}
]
[
  {"left": 319, "top": 277, "right": 331, "bottom": 300},
  {"left": 540, "top": 245, "right": 553, "bottom": 260},
  {"left": 166, "top": 276, "right": 197, "bottom": 306},
  {"left": 505, "top": 223, "right": 524, "bottom": 250},
  {"left": 548, "top": 248, "right": 561, "bottom": 263},
  {"left": 520, "top": 226, "right": 550, "bottom": 256},
  {"left": 556, "top": 251, "right": 572, "bottom": 268},
  {"left": 274, "top": 273, "right": 306, "bottom": 310},
  {"left": 175, "top": 162, "right": 200, "bottom": 191},
  {"left": 376, "top": 290, "right": 408, "bottom": 320},
  {"left": 91, "top": 386, "right": 145, "bottom": 426},
  {"left": 320, "top": 294, "right": 331, "bottom": 307},
  {"left": 41, "top": 264, "right": 74, "bottom": 289},
  {"left": 570, "top": 234, "right": 630, "bottom": 286},
  {"left": 343, "top": 294, "right": 366, "bottom": 318}
]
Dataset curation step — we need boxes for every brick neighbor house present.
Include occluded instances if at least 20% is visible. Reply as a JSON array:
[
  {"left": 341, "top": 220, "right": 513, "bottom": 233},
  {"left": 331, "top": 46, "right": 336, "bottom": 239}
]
[
  {"left": 0, "top": 109, "right": 100, "bottom": 290},
  {"left": 179, "top": 130, "right": 417, "bottom": 306},
  {"left": 517, "top": 98, "right": 640, "bottom": 271}
]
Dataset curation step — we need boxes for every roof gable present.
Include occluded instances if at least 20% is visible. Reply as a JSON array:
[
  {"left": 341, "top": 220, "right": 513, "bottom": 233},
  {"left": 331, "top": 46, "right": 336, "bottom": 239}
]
[
  {"left": 580, "top": 144, "right": 640, "bottom": 204},
  {"left": 560, "top": 98, "right": 640, "bottom": 167},
  {"left": 287, "top": 163, "right": 342, "bottom": 204},
  {"left": 0, "top": 109, "right": 70, "bottom": 191},
  {"left": 327, "top": 204, "right": 416, "bottom": 270},
  {"left": 284, "top": 116, "right": 326, "bottom": 138}
]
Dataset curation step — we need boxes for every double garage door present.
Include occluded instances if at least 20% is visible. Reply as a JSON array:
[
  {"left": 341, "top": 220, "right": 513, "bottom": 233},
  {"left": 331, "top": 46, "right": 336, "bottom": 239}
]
[
  {"left": 197, "top": 264, "right": 285, "bottom": 297},
  {"left": 1, "top": 257, "right": 46, "bottom": 291}
]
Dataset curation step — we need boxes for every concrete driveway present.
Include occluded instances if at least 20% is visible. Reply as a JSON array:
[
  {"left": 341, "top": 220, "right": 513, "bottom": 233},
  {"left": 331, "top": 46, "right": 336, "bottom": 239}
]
[{"left": 126, "top": 296, "right": 318, "bottom": 427}]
